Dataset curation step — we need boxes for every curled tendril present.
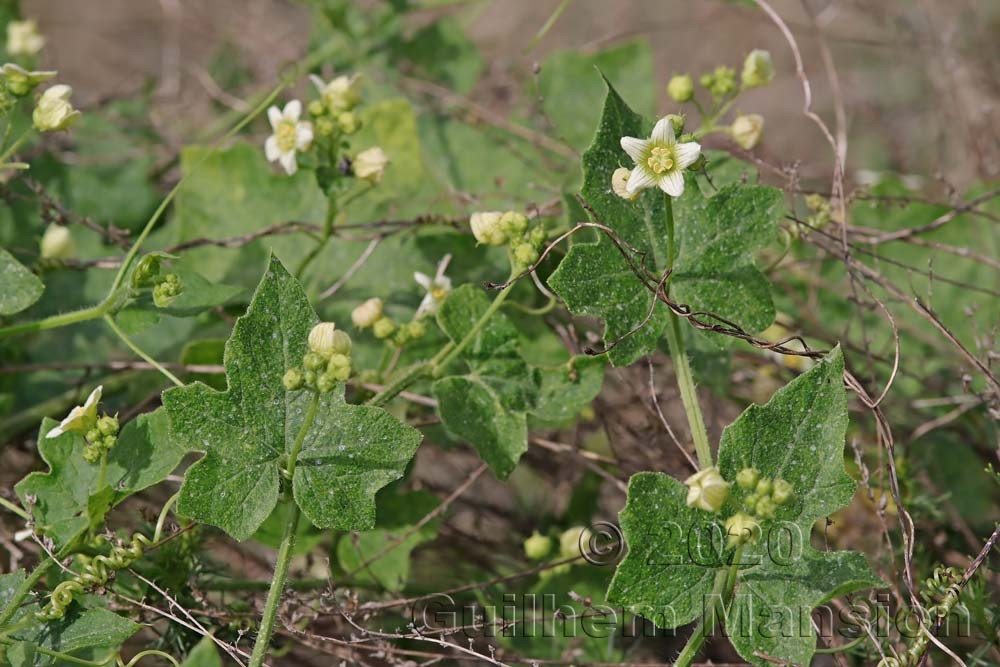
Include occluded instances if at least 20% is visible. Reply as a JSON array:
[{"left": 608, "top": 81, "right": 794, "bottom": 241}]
[{"left": 37, "top": 533, "right": 152, "bottom": 620}]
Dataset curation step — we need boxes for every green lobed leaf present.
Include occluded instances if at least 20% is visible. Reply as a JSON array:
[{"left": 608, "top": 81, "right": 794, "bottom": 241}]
[
  {"left": 163, "top": 255, "right": 422, "bottom": 540},
  {"left": 181, "top": 637, "right": 222, "bottom": 667},
  {"left": 548, "top": 79, "right": 782, "bottom": 365},
  {"left": 0, "top": 246, "right": 44, "bottom": 315},
  {"left": 608, "top": 348, "right": 882, "bottom": 664},
  {"left": 15, "top": 408, "right": 186, "bottom": 549},
  {"left": 432, "top": 284, "right": 539, "bottom": 478},
  {"left": 531, "top": 355, "right": 605, "bottom": 422}
]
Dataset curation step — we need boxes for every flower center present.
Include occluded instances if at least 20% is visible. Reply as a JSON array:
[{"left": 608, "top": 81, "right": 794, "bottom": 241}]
[
  {"left": 276, "top": 121, "right": 298, "bottom": 152},
  {"left": 647, "top": 146, "right": 674, "bottom": 174},
  {"left": 431, "top": 286, "right": 448, "bottom": 300}
]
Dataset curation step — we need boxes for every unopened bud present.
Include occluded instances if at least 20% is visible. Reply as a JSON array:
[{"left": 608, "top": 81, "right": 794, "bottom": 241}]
[
  {"left": 684, "top": 466, "right": 731, "bottom": 513},
  {"left": 469, "top": 211, "right": 506, "bottom": 246},
  {"left": 667, "top": 74, "right": 694, "bottom": 103},
  {"left": 372, "top": 316, "right": 396, "bottom": 339},
  {"left": 741, "top": 49, "right": 774, "bottom": 89},
  {"left": 499, "top": 211, "right": 529, "bottom": 236},
  {"left": 730, "top": 113, "right": 764, "bottom": 150},
  {"left": 559, "top": 526, "right": 593, "bottom": 559},
  {"left": 772, "top": 478, "right": 794, "bottom": 505},
  {"left": 283, "top": 367, "right": 304, "bottom": 391},
  {"left": 725, "top": 512, "right": 760, "bottom": 547},
  {"left": 308, "top": 322, "right": 340, "bottom": 358},
  {"left": 33, "top": 84, "right": 81, "bottom": 132},
  {"left": 97, "top": 415, "right": 119, "bottom": 437},
  {"left": 611, "top": 167, "right": 639, "bottom": 202},
  {"left": 40, "top": 224, "right": 74, "bottom": 260},
  {"left": 524, "top": 531, "right": 552, "bottom": 560},
  {"left": 352, "top": 298, "right": 384, "bottom": 329},
  {"left": 735, "top": 467, "right": 760, "bottom": 490}
]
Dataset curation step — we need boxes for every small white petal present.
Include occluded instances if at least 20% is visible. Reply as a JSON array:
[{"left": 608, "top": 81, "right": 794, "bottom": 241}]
[
  {"left": 264, "top": 135, "right": 281, "bottom": 162},
  {"left": 436, "top": 276, "right": 452, "bottom": 292},
  {"left": 650, "top": 117, "right": 676, "bottom": 146},
  {"left": 283, "top": 99, "right": 302, "bottom": 122},
  {"left": 267, "top": 106, "right": 283, "bottom": 130},
  {"left": 674, "top": 141, "right": 701, "bottom": 169},
  {"left": 414, "top": 272, "right": 432, "bottom": 289},
  {"left": 309, "top": 74, "right": 326, "bottom": 92},
  {"left": 625, "top": 166, "right": 656, "bottom": 194},
  {"left": 416, "top": 293, "right": 437, "bottom": 319},
  {"left": 84, "top": 386, "right": 103, "bottom": 410},
  {"left": 659, "top": 170, "right": 685, "bottom": 197},
  {"left": 46, "top": 425, "right": 65, "bottom": 439},
  {"left": 620, "top": 136, "right": 649, "bottom": 163},
  {"left": 295, "top": 122, "right": 313, "bottom": 149},
  {"left": 279, "top": 151, "right": 298, "bottom": 175}
]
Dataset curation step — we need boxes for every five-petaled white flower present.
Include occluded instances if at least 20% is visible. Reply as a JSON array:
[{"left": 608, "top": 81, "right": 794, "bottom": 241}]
[
  {"left": 265, "top": 100, "right": 313, "bottom": 175},
  {"left": 414, "top": 254, "right": 452, "bottom": 319},
  {"left": 47, "top": 386, "right": 102, "bottom": 438},
  {"left": 620, "top": 117, "right": 700, "bottom": 198}
]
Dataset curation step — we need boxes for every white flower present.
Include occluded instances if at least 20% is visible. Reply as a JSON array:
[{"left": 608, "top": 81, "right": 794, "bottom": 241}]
[
  {"left": 684, "top": 466, "right": 731, "bottom": 512},
  {"left": 469, "top": 211, "right": 506, "bottom": 245},
  {"left": 7, "top": 20, "right": 44, "bottom": 56},
  {"left": 0, "top": 63, "right": 55, "bottom": 96},
  {"left": 414, "top": 254, "right": 452, "bottom": 319},
  {"left": 47, "top": 386, "right": 102, "bottom": 438},
  {"left": 264, "top": 100, "right": 313, "bottom": 175},
  {"left": 39, "top": 224, "right": 74, "bottom": 259},
  {"left": 619, "top": 116, "right": 700, "bottom": 198},
  {"left": 353, "top": 146, "right": 388, "bottom": 184},
  {"left": 32, "top": 84, "right": 80, "bottom": 132},
  {"left": 309, "top": 73, "right": 361, "bottom": 112}
]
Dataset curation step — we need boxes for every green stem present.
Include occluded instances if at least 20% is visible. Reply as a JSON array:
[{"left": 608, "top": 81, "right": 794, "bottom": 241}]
[
  {"left": 121, "top": 649, "right": 180, "bottom": 667},
  {"left": 296, "top": 195, "right": 338, "bottom": 279},
  {"left": 247, "top": 392, "right": 317, "bottom": 667},
  {"left": 662, "top": 196, "right": 712, "bottom": 468},
  {"left": 0, "top": 496, "right": 28, "bottom": 521},
  {"left": 0, "top": 558, "right": 53, "bottom": 628},
  {"left": 33, "top": 645, "right": 106, "bottom": 666},
  {"left": 674, "top": 545, "right": 743, "bottom": 667},
  {"left": 0, "top": 131, "right": 30, "bottom": 164},
  {"left": 0, "top": 299, "right": 111, "bottom": 339},
  {"left": 103, "top": 315, "right": 184, "bottom": 387},
  {"left": 430, "top": 279, "right": 516, "bottom": 376},
  {"left": 97, "top": 450, "right": 108, "bottom": 493},
  {"left": 153, "top": 493, "right": 180, "bottom": 543}
]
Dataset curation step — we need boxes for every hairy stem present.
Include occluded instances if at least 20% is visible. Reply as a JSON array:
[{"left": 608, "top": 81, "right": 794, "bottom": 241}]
[
  {"left": 247, "top": 392, "right": 317, "bottom": 667},
  {"left": 662, "top": 195, "right": 713, "bottom": 468},
  {"left": 103, "top": 315, "right": 184, "bottom": 387},
  {"left": 674, "top": 545, "right": 743, "bottom": 667},
  {"left": 0, "top": 299, "right": 112, "bottom": 339}
]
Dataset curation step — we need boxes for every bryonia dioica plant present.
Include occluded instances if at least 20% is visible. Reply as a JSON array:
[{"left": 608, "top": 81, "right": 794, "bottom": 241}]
[{"left": 1, "top": 3, "right": 998, "bottom": 667}]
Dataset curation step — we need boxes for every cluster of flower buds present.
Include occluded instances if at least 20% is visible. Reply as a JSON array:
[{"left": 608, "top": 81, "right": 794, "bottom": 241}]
[
  {"left": 45, "top": 386, "right": 119, "bottom": 464},
  {"left": 351, "top": 296, "right": 427, "bottom": 346},
  {"left": 736, "top": 467, "right": 794, "bottom": 520},
  {"left": 700, "top": 65, "right": 737, "bottom": 99},
  {"left": 469, "top": 210, "right": 545, "bottom": 270},
  {"left": 283, "top": 322, "right": 354, "bottom": 394},
  {"left": 130, "top": 254, "right": 183, "bottom": 308},
  {"left": 307, "top": 73, "right": 363, "bottom": 138}
]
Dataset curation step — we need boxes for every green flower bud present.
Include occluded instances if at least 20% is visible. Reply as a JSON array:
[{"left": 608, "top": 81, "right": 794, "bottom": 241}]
[
  {"left": 755, "top": 496, "right": 777, "bottom": 519},
  {"left": 735, "top": 467, "right": 760, "bottom": 490},
  {"left": 82, "top": 444, "right": 101, "bottom": 464},
  {"left": 743, "top": 493, "right": 759, "bottom": 510},
  {"left": 0, "top": 64, "right": 56, "bottom": 97},
  {"left": 772, "top": 479, "right": 794, "bottom": 505},
  {"left": 523, "top": 531, "right": 553, "bottom": 560},
  {"left": 97, "top": 415, "right": 119, "bottom": 437},
  {"left": 327, "top": 363, "right": 351, "bottom": 382},
  {"left": 701, "top": 65, "right": 736, "bottom": 98},
  {"left": 316, "top": 372, "right": 337, "bottom": 394},
  {"left": 85, "top": 428, "right": 101, "bottom": 444},
  {"left": 102, "top": 434, "right": 116, "bottom": 450},
  {"left": 559, "top": 526, "right": 593, "bottom": 559},
  {"left": 755, "top": 478, "right": 773, "bottom": 496},
  {"left": 741, "top": 49, "right": 774, "bottom": 89},
  {"left": 511, "top": 241, "right": 539, "bottom": 269},
  {"left": 684, "top": 466, "right": 731, "bottom": 513},
  {"left": 303, "top": 370, "right": 317, "bottom": 386},
  {"left": 131, "top": 254, "right": 162, "bottom": 288},
  {"left": 406, "top": 320, "right": 427, "bottom": 339},
  {"left": 283, "top": 367, "right": 304, "bottom": 391},
  {"left": 667, "top": 74, "right": 694, "bottom": 102},
  {"left": 316, "top": 117, "right": 335, "bottom": 137},
  {"left": 303, "top": 351, "right": 325, "bottom": 371},
  {"left": 327, "top": 353, "right": 350, "bottom": 372},
  {"left": 337, "top": 111, "right": 360, "bottom": 134},
  {"left": 725, "top": 512, "right": 760, "bottom": 547},
  {"left": 330, "top": 330, "right": 352, "bottom": 356},
  {"left": 528, "top": 226, "right": 546, "bottom": 247},
  {"left": 499, "top": 211, "right": 529, "bottom": 237},
  {"left": 307, "top": 99, "right": 325, "bottom": 117},
  {"left": 372, "top": 316, "right": 396, "bottom": 339}
]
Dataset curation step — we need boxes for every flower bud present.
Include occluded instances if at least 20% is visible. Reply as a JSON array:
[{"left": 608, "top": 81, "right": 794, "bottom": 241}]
[
  {"left": 664, "top": 113, "right": 685, "bottom": 136},
  {"left": 511, "top": 241, "right": 539, "bottom": 269},
  {"left": 316, "top": 117, "right": 335, "bottom": 137},
  {"left": 735, "top": 467, "right": 760, "bottom": 490},
  {"left": 611, "top": 167, "right": 639, "bottom": 202},
  {"left": 0, "top": 64, "right": 56, "bottom": 97},
  {"left": 772, "top": 478, "right": 794, "bottom": 505},
  {"left": 131, "top": 254, "right": 162, "bottom": 288},
  {"left": 372, "top": 316, "right": 396, "bottom": 339},
  {"left": 308, "top": 322, "right": 340, "bottom": 359},
  {"left": 523, "top": 531, "right": 552, "bottom": 560},
  {"left": 85, "top": 428, "right": 101, "bottom": 444},
  {"left": 725, "top": 512, "right": 761, "bottom": 547},
  {"left": 353, "top": 146, "right": 388, "bottom": 184},
  {"left": 755, "top": 496, "right": 777, "bottom": 519},
  {"left": 82, "top": 445, "right": 101, "bottom": 464},
  {"left": 316, "top": 372, "right": 337, "bottom": 393},
  {"left": 303, "top": 351, "right": 325, "bottom": 371},
  {"left": 701, "top": 65, "right": 736, "bottom": 98},
  {"left": 559, "top": 526, "right": 593, "bottom": 559},
  {"left": 499, "top": 211, "right": 529, "bottom": 237},
  {"left": 469, "top": 211, "right": 506, "bottom": 246},
  {"left": 310, "top": 74, "right": 361, "bottom": 112},
  {"left": 337, "top": 111, "right": 360, "bottom": 134},
  {"left": 406, "top": 320, "right": 427, "bottom": 339},
  {"left": 152, "top": 274, "right": 182, "bottom": 308},
  {"left": 97, "top": 415, "right": 119, "bottom": 437},
  {"left": 741, "top": 49, "right": 774, "bottom": 89},
  {"left": 351, "top": 298, "right": 384, "bottom": 329},
  {"left": 327, "top": 352, "right": 350, "bottom": 371},
  {"left": 283, "top": 368, "right": 304, "bottom": 391},
  {"left": 730, "top": 113, "right": 764, "bottom": 150},
  {"left": 307, "top": 100, "right": 325, "bottom": 117},
  {"left": 7, "top": 20, "right": 45, "bottom": 56},
  {"left": 33, "top": 84, "right": 81, "bottom": 132},
  {"left": 684, "top": 466, "right": 731, "bottom": 513},
  {"left": 40, "top": 224, "right": 75, "bottom": 260},
  {"left": 667, "top": 74, "right": 694, "bottom": 103},
  {"left": 755, "top": 477, "right": 773, "bottom": 496}
]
